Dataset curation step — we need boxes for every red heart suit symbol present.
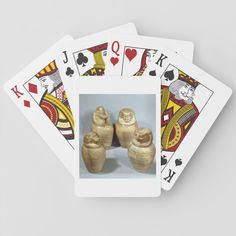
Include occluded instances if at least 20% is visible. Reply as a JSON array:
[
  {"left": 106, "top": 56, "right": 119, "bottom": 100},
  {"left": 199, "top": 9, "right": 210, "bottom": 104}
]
[
  {"left": 125, "top": 48, "right": 137, "bottom": 61},
  {"left": 110, "top": 57, "right": 119, "bottom": 66}
]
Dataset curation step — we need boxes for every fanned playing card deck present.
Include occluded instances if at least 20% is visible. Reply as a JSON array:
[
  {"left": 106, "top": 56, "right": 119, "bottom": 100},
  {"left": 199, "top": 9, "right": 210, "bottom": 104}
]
[{"left": 4, "top": 23, "right": 232, "bottom": 196}]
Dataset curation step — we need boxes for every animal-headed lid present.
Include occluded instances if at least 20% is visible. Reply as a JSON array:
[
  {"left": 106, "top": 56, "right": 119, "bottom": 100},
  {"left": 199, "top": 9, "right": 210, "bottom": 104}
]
[
  {"left": 132, "top": 128, "right": 153, "bottom": 147},
  {"left": 83, "top": 131, "right": 102, "bottom": 148}
]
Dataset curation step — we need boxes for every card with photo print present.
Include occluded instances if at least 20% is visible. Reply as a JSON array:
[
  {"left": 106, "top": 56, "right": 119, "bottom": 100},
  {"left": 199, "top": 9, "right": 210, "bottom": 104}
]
[{"left": 73, "top": 76, "right": 161, "bottom": 197}]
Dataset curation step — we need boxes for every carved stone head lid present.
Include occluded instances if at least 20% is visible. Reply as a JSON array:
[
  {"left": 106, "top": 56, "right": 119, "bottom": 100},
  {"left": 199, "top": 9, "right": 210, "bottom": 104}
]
[
  {"left": 96, "top": 106, "right": 106, "bottom": 114},
  {"left": 83, "top": 132, "right": 101, "bottom": 148},
  {"left": 118, "top": 108, "right": 136, "bottom": 125},
  {"left": 95, "top": 106, "right": 108, "bottom": 118},
  {"left": 133, "top": 128, "right": 153, "bottom": 147},
  {"left": 93, "top": 106, "right": 110, "bottom": 126}
]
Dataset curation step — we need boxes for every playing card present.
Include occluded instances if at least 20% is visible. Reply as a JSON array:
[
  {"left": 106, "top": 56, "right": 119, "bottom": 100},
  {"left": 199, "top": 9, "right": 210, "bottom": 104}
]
[
  {"left": 4, "top": 36, "right": 75, "bottom": 175},
  {"left": 56, "top": 23, "right": 138, "bottom": 108},
  {"left": 106, "top": 36, "right": 194, "bottom": 76},
  {"left": 73, "top": 76, "right": 161, "bottom": 197},
  {"left": 57, "top": 25, "right": 194, "bottom": 109},
  {"left": 104, "top": 36, "right": 232, "bottom": 190},
  {"left": 106, "top": 35, "right": 194, "bottom": 76},
  {"left": 149, "top": 37, "right": 194, "bottom": 61}
]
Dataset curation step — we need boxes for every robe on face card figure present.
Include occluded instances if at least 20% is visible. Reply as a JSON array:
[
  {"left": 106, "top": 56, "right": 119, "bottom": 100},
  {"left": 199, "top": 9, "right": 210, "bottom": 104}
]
[
  {"left": 115, "top": 108, "right": 138, "bottom": 148},
  {"left": 161, "top": 71, "right": 199, "bottom": 152},
  {"left": 92, "top": 106, "right": 114, "bottom": 149},
  {"left": 128, "top": 128, "right": 156, "bottom": 172},
  {"left": 36, "top": 61, "right": 74, "bottom": 141},
  {"left": 82, "top": 132, "right": 106, "bottom": 173}
]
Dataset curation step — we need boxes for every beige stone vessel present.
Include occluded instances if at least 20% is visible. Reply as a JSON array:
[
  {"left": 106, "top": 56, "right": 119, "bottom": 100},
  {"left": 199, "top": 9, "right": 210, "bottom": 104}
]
[
  {"left": 128, "top": 128, "right": 156, "bottom": 172},
  {"left": 82, "top": 132, "right": 106, "bottom": 173},
  {"left": 91, "top": 106, "right": 114, "bottom": 149},
  {"left": 115, "top": 108, "right": 138, "bottom": 148}
]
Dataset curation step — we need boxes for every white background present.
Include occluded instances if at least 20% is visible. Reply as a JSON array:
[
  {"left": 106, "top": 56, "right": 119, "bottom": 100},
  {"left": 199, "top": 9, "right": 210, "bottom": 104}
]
[{"left": 0, "top": 0, "right": 235, "bottom": 235}]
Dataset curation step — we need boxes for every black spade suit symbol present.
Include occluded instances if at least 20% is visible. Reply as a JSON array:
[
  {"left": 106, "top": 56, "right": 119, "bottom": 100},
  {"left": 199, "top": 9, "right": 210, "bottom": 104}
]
[
  {"left": 77, "top": 52, "right": 88, "bottom": 67},
  {"left": 65, "top": 67, "right": 74, "bottom": 77},
  {"left": 175, "top": 158, "right": 182, "bottom": 166},
  {"left": 161, "top": 155, "right": 167, "bottom": 165},
  {"left": 164, "top": 69, "right": 174, "bottom": 81},
  {"left": 149, "top": 70, "right": 156, "bottom": 76}
]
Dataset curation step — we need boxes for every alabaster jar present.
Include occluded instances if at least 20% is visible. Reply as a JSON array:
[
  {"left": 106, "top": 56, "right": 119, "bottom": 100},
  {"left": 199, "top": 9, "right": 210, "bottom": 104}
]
[
  {"left": 91, "top": 106, "right": 114, "bottom": 149},
  {"left": 115, "top": 108, "right": 138, "bottom": 148},
  {"left": 128, "top": 128, "right": 156, "bottom": 172},
  {"left": 82, "top": 132, "right": 106, "bottom": 173}
]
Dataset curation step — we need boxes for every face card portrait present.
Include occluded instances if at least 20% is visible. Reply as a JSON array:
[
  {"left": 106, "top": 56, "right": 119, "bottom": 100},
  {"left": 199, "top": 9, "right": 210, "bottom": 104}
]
[
  {"left": 73, "top": 76, "right": 161, "bottom": 197},
  {"left": 160, "top": 64, "right": 213, "bottom": 172},
  {"left": 23, "top": 60, "right": 74, "bottom": 147},
  {"left": 121, "top": 47, "right": 164, "bottom": 76},
  {"left": 159, "top": 62, "right": 232, "bottom": 191}
]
